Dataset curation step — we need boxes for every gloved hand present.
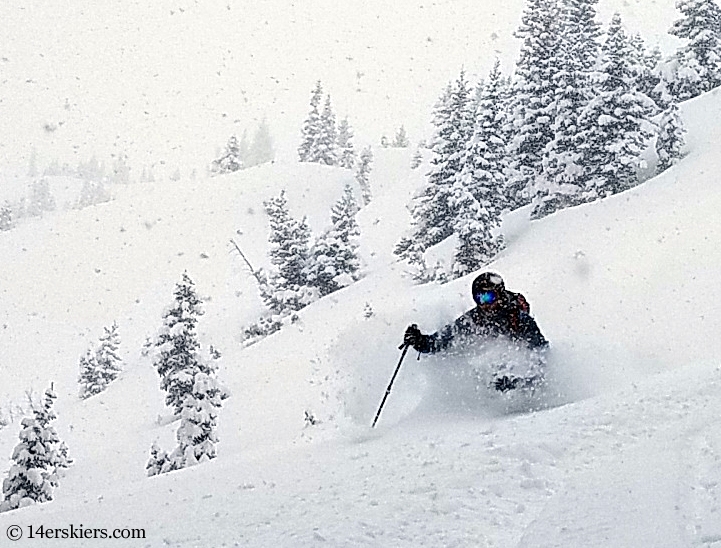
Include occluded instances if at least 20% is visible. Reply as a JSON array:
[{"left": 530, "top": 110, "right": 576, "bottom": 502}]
[
  {"left": 494, "top": 375, "right": 520, "bottom": 393},
  {"left": 403, "top": 324, "right": 423, "bottom": 350}
]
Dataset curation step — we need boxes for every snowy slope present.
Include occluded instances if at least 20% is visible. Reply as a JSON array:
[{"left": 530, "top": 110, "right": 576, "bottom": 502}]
[{"left": 0, "top": 81, "right": 720, "bottom": 547}]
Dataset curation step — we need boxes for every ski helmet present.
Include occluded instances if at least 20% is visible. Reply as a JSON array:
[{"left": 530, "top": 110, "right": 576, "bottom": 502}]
[{"left": 472, "top": 272, "right": 505, "bottom": 305}]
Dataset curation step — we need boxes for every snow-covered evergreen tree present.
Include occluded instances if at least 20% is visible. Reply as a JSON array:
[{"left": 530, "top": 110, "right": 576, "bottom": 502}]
[
  {"left": 532, "top": 0, "right": 601, "bottom": 218},
  {"left": 210, "top": 135, "right": 244, "bottom": 175},
  {"left": 506, "top": 0, "right": 560, "bottom": 209},
  {"left": 396, "top": 72, "right": 474, "bottom": 262},
  {"left": 355, "top": 146, "right": 373, "bottom": 206},
  {"left": 410, "top": 146, "right": 424, "bottom": 169},
  {"left": 76, "top": 179, "right": 111, "bottom": 209},
  {"left": 392, "top": 125, "right": 410, "bottom": 148},
  {"left": 656, "top": 102, "right": 687, "bottom": 173},
  {"left": 146, "top": 441, "right": 169, "bottom": 477},
  {"left": 317, "top": 95, "right": 339, "bottom": 165},
  {"left": 26, "top": 179, "right": 56, "bottom": 217},
  {"left": 305, "top": 184, "right": 361, "bottom": 295},
  {"left": 451, "top": 59, "right": 508, "bottom": 274},
  {"left": 298, "top": 81, "right": 324, "bottom": 162},
  {"left": 79, "top": 322, "right": 123, "bottom": 400},
  {"left": 337, "top": 117, "right": 356, "bottom": 169},
  {"left": 0, "top": 386, "right": 69, "bottom": 513},
  {"left": 77, "top": 156, "right": 105, "bottom": 181},
  {"left": 111, "top": 153, "right": 131, "bottom": 185},
  {"left": 669, "top": 0, "right": 721, "bottom": 100},
  {"left": 153, "top": 273, "right": 207, "bottom": 416},
  {"left": 261, "top": 191, "right": 315, "bottom": 313},
  {"left": 148, "top": 341, "right": 227, "bottom": 474},
  {"left": 78, "top": 350, "right": 101, "bottom": 399},
  {"left": 0, "top": 203, "right": 13, "bottom": 231},
  {"left": 576, "top": 13, "right": 656, "bottom": 200},
  {"left": 164, "top": 367, "right": 226, "bottom": 470}
]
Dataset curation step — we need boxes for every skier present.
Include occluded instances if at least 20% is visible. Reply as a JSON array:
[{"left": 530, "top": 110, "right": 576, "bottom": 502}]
[{"left": 403, "top": 272, "right": 548, "bottom": 392}]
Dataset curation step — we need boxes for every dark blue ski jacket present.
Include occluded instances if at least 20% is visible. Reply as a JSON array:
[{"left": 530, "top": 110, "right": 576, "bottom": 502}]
[{"left": 413, "top": 292, "right": 548, "bottom": 353}]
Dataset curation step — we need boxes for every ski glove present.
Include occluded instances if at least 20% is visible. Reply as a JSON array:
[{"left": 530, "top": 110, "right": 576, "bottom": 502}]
[
  {"left": 403, "top": 324, "right": 423, "bottom": 350},
  {"left": 494, "top": 375, "right": 521, "bottom": 393}
]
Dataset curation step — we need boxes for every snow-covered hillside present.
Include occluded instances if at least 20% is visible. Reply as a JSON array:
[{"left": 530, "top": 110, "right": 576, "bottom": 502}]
[{"left": 0, "top": 76, "right": 720, "bottom": 545}]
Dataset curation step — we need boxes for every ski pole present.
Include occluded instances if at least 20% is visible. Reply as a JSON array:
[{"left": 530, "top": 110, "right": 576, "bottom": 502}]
[{"left": 371, "top": 342, "right": 411, "bottom": 428}]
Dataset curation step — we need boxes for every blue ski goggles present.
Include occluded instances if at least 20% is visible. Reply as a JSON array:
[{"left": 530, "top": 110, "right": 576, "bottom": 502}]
[{"left": 474, "top": 290, "right": 498, "bottom": 305}]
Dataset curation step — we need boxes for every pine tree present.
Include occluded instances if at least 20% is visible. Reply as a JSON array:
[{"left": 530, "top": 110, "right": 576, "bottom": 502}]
[
  {"left": 451, "top": 59, "right": 508, "bottom": 274},
  {"left": 337, "top": 117, "right": 356, "bottom": 169},
  {"left": 0, "top": 203, "right": 13, "bottom": 231},
  {"left": 355, "top": 146, "right": 373, "bottom": 206},
  {"left": 153, "top": 274, "right": 207, "bottom": 416},
  {"left": 27, "top": 179, "right": 56, "bottom": 217},
  {"left": 261, "top": 191, "right": 315, "bottom": 313},
  {"left": 211, "top": 135, "right": 244, "bottom": 175},
  {"left": 78, "top": 322, "right": 122, "bottom": 399},
  {"left": 298, "top": 81, "right": 324, "bottom": 162},
  {"left": 317, "top": 95, "right": 339, "bottom": 165},
  {"left": 410, "top": 146, "right": 424, "bottom": 169},
  {"left": 77, "top": 180, "right": 111, "bottom": 209},
  {"left": 1, "top": 386, "right": 69, "bottom": 512},
  {"left": 305, "top": 184, "right": 361, "bottom": 295},
  {"left": 656, "top": 102, "right": 687, "bottom": 173},
  {"left": 392, "top": 125, "right": 410, "bottom": 147},
  {"left": 146, "top": 442, "right": 169, "bottom": 477},
  {"left": 532, "top": 0, "right": 601, "bottom": 218},
  {"left": 576, "top": 13, "right": 656, "bottom": 200},
  {"left": 165, "top": 368, "right": 226, "bottom": 470},
  {"left": 397, "top": 72, "right": 474, "bottom": 262},
  {"left": 111, "top": 154, "right": 131, "bottom": 185},
  {"left": 669, "top": 0, "right": 721, "bottom": 100},
  {"left": 78, "top": 350, "right": 101, "bottom": 399},
  {"left": 506, "top": 0, "right": 560, "bottom": 209}
]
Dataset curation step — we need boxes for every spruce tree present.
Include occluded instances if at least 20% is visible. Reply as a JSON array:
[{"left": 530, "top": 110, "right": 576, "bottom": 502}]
[
  {"left": 306, "top": 184, "right": 361, "bottom": 295},
  {"left": 656, "top": 102, "right": 687, "bottom": 173},
  {"left": 165, "top": 368, "right": 226, "bottom": 470},
  {"left": 410, "top": 146, "right": 424, "bottom": 169},
  {"left": 669, "top": 0, "right": 721, "bottom": 100},
  {"left": 532, "top": 0, "right": 601, "bottom": 218},
  {"left": 0, "top": 203, "right": 13, "bottom": 231},
  {"left": 452, "top": 59, "right": 508, "bottom": 274},
  {"left": 355, "top": 146, "right": 373, "bottom": 206},
  {"left": 298, "top": 81, "right": 324, "bottom": 162},
  {"left": 153, "top": 274, "right": 207, "bottom": 416},
  {"left": 1, "top": 387, "right": 69, "bottom": 512},
  {"left": 261, "top": 191, "right": 315, "bottom": 313},
  {"left": 392, "top": 125, "right": 410, "bottom": 148},
  {"left": 506, "top": 0, "right": 560, "bottom": 209},
  {"left": 576, "top": 13, "right": 655, "bottom": 200},
  {"left": 146, "top": 442, "right": 169, "bottom": 477},
  {"left": 337, "top": 117, "right": 356, "bottom": 169},
  {"left": 27, "top": 179, "right": 56, "bottom": 217},
  {"left": 397, "top": 72, "right": 474, "bottom": 262},
  {"left": 317, "top": 95, "right": 339, "bottom": 165},
  {"left": 211, "top": 135, "right": 244, "bottom": 175}
]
